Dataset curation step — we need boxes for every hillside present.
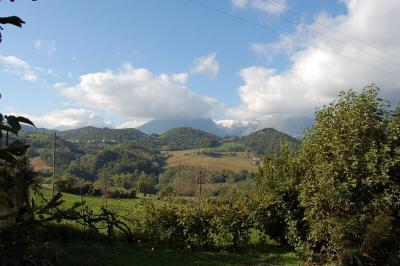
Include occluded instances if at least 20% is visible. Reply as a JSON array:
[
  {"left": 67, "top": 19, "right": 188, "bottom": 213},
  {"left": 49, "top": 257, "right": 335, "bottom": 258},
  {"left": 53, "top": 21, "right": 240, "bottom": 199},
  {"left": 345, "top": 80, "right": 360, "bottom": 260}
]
[
  {"left": 63, "top": 144, "right": 164, "bottom": 181},
  {"left": 236, "top": 127, "right": 300, "bottom": 155},
  {"left": 58, "top": 126, "right": 147, "bottom": 143},
  {"left": 26, "top": 126, "right": 300, "bottom": 161},
  {"left": 158, "top": 127, "right": 221, "bottom": 150},
  {"left": 216, "top": 117, "right": 313, "bottom": 138},
  {"left": 26, "top": 132, "right": 84, "bottom": 166}
]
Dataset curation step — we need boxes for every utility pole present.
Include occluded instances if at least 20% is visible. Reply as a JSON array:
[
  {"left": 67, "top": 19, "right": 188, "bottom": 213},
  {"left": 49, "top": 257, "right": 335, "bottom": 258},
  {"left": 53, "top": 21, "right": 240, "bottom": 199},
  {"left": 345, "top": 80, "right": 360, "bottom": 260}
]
[
  {"left": 80, "top": 175, "right": 83, "bottom": 202},
  {"left": 178, "top": 161, "right": 181, "bottom": 197},
  {"left": 59, "top": 139, "right": 64, "bottom": 189},
  {"left": 197, "top": 169, "right": 203, "bottom": 201},
  {"left": 52, "top": 132, "right": 56, "bottom": 197},
  {"left": 102, "top": 170, "right": 109, "bottom": 208}
]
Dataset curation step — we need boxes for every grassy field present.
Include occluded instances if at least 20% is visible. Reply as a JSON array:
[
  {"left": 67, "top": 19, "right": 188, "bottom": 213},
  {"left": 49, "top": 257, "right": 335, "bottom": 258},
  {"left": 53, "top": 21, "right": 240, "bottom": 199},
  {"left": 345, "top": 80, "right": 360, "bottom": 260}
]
[
  {"left": 38, "top": 190, "right": 302, "bottom": 265},
  {"left": 164, "top": 149, "right": 258, "bottom": 173},
  {"left": 55, "top": 241, "right": 301, "bottom": 266}
]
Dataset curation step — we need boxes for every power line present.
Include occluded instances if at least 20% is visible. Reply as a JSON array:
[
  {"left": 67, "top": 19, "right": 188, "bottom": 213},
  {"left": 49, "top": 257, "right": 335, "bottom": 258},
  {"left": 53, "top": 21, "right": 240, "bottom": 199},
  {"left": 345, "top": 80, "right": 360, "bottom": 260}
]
[
  {"left": 184, "top": 0, "right": 400, "bottom": 80},
  {"left": 185, "top": 0, "right": 284, "bottom": 36}
]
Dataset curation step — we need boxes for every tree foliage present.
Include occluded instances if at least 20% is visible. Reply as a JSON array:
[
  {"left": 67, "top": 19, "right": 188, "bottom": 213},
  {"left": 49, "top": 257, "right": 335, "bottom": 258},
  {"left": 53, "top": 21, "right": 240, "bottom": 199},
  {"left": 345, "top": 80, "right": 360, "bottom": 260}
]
[{"left": 256, "top": 85, "right": 400, "bottom": 264}]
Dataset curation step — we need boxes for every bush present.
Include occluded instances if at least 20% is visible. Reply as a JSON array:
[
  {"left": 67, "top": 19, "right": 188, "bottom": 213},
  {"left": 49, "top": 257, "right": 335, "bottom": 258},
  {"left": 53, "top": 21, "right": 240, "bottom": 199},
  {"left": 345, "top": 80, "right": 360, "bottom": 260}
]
[
  {"left": 142, "top": 202, "right": 186, "bottom": 248},
  {"left": 140, "top": 201, "right": 254, "bottom": 251},
  {"left": 180, "top": 203, "right": 216, "bottom": 249},
  {"left": 107, "top": 187, "right": 136, "bottom": 199},
  {"left": 212, "top": 202, "right": 253, "bottom": 252}
]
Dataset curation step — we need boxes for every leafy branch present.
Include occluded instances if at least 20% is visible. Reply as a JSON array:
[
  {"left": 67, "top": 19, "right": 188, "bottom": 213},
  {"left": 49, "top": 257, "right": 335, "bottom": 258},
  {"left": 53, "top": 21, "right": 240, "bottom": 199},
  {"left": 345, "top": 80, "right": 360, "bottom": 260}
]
[{"left": 0, "top": 0, "right": 37, "bottom": 43}]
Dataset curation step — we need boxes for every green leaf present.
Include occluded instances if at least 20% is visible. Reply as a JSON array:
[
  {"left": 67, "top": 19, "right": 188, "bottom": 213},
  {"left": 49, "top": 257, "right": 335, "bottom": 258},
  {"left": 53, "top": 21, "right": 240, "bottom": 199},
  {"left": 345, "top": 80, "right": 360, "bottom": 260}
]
[
  {"left": 8, "top": 140, "right": 29, "bottom": 156},
  {"left": 17, "top": 116, "right": 36, "bottom": 128},
  {"left": 0, "top": 149, "right": 17, "bottom": 165},
  {"left": 0, "top": 123, "right": 18, "bottom": 135},
  {"left": 5, "top": 115, "right": 21, "bottom": 131}
]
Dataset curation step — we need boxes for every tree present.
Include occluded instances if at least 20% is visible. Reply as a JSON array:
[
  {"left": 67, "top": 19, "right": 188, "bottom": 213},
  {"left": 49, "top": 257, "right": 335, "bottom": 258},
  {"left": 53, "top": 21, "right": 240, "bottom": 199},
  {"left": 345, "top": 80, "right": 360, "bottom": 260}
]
[
  {"left": 255, "top": 85, "right": 400, "bottom": 264},
  {"left": 254, "top": 142, "right": 303, "bottom": 245},
  {"left": 136, "top": 172, "right": 157, "bottom": 195},
  {"left": 0, "top": 112, "right": 36, "bottom": 224},
  {"left": 297, "top": 85, "right": 400, "bottom": 263}
]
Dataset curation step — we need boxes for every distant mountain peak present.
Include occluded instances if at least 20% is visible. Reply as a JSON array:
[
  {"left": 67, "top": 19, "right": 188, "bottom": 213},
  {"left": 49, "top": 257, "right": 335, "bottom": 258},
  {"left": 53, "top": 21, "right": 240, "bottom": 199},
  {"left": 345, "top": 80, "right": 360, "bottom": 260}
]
[
  {"left": 138, "top": 117, "right": 225, "bottom": 136},
  {"left": 137, "top": 116, "right": 312, "bottom": 138}
]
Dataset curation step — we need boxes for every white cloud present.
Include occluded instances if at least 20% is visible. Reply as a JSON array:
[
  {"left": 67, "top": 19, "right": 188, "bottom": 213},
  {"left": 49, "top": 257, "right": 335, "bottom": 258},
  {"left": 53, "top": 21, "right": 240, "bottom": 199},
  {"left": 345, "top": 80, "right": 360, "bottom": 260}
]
[
  {"left": 0, "top": 55, "right": 38, "bottom": 81},
  {"left": 34, "top": 39, "right": 58, "bottom": 55},
  {"left": 0, "top": 55, "right": 55, "bottom": 83},
  {"left": 53, "top": 82, "right": 68, "bottom": 89},
  {"left": 250, "top": 22, "right": 310, "bottom": 61},
  {"left": 232, "top": 0, "right": 288, "bottom": 15},
  {"left": 29, "top": 109, "right": 110, "bottom": 129},
  {"left": 63, "top": 64, "right": 221, "bottom": 119},
  {"left": 191, "top": 53, "right": 220, "bottom": 78},
  {"left": 231, "top": 0, "right": 400, "bottom": 119}
]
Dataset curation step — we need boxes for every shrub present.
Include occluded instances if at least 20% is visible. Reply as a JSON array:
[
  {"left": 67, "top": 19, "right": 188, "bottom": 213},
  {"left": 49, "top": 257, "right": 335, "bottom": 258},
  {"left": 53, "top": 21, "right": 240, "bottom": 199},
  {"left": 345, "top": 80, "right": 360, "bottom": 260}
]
[
  {"left": 142, "top": 202, "right": 186, "bottom": 248},
  {"left": 212, "top": 202, "right": 253, "bottom": 252},
  {"left": 180, "top": 203, "right": 216, "bottom": 249},
  {"left": 140, "top": 201, "right": 254, "bottom": 251}
]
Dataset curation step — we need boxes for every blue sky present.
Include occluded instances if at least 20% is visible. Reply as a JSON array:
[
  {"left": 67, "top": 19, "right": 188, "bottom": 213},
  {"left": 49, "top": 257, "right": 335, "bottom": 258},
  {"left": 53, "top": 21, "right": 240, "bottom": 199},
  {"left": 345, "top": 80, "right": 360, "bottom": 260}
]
[{"left": 0, "top": 0, "right": 399, "bottom": 129}]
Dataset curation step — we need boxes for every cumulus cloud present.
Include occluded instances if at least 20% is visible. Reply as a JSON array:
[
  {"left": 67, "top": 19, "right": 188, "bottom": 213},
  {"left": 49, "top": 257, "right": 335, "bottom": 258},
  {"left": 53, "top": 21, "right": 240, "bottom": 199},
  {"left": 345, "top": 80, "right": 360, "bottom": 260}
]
[
  {"left": 191, "top": 53, "right": 220, "bottom": 78},
  {"left": 0, "top": 55, "right": 38, "bottom": 81},
  {"left": 29, "top": 109, "right": 110, "bottom": 129},
  {"left": 63, "top": 64, "right": 221, "bottom": 119},
  {"left": 232, "top": 0, "right": 288, "bottom": 16},
  {"left": 34, "top": 39, "right": 58, "bottom": 55},
  {"left": 230, "top": 0, "right": 400, "bottom": 119}
]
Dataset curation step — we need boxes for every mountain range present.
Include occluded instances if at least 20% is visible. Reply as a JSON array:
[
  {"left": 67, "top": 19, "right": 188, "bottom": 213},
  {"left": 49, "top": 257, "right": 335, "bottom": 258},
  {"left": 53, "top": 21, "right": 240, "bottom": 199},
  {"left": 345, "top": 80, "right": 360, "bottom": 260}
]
[
  {"left": 138, "top": 117, "right": 313, "bottom": 138},
  {"left": 21, "top": 116, "right": 312, "bottom": 140},
  {"left": 24, "top": 125, "right": 300, "bottom": 157}
]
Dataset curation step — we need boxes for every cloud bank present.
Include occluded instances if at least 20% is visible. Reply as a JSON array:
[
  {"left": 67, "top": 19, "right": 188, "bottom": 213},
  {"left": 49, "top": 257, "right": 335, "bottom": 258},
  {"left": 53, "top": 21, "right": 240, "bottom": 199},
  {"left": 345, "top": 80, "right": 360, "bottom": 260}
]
[{"left": 229, "top": 0, "right": 400, "bottom": 120}]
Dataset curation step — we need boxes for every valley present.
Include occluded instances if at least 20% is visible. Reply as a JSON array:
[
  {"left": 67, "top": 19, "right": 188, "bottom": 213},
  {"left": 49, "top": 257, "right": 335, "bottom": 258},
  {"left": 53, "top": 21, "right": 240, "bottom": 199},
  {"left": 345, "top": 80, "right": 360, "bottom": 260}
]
[
  {"left": 26, "top": 125, "right": 295, "bottom": 200},
  {"left": 2, "top": 1, "right": 399, "bottom": 265}
]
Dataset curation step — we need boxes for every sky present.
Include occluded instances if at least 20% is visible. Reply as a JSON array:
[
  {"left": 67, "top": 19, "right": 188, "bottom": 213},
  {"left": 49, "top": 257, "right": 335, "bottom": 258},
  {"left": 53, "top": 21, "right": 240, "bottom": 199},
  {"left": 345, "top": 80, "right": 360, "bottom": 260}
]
[{"left": 0, "top": 0, "right": 399, "bottom": 129}]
